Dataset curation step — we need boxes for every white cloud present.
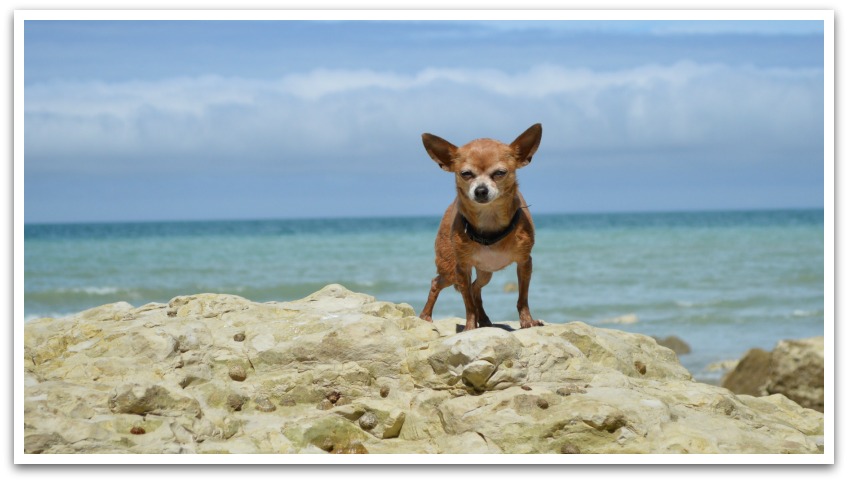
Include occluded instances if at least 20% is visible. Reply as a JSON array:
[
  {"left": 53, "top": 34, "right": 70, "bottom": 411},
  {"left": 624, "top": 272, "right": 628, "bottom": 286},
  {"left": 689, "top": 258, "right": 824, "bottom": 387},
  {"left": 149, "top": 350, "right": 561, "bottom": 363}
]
[{"left": 25, "top": 61, "right": 823, "bottom": 176}]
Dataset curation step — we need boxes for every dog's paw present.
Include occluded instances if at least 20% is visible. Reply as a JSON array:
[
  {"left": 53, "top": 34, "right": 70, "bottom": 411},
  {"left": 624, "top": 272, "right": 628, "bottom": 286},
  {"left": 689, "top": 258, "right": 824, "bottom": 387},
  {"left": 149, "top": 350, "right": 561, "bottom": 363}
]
[{"left": 520, "top": 319, "right": 543, "bottom": 329}]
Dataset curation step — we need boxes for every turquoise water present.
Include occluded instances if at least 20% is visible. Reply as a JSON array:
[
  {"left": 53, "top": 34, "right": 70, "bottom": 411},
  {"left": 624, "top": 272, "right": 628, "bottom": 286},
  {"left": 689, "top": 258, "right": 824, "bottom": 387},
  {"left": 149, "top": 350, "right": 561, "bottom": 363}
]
[{"left": 24, "top": 209, "right": 825, "bottom": 383}]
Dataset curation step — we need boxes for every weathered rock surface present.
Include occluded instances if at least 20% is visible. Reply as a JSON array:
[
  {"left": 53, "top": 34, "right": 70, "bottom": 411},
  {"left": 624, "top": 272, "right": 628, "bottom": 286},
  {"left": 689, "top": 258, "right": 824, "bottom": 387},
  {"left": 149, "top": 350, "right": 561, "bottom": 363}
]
[
  {"left": 722, "top": 337, "right": 824, "bottom": 413},
  {"left": 24, "top": 285, "right": 824, "bottom": 454}
]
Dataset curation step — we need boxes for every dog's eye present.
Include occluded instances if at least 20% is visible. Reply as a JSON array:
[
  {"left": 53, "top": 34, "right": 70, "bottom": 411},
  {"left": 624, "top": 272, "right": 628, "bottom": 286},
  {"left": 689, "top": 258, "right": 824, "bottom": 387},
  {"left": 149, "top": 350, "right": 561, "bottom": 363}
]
[
  {"left": 492, "top": 169, "right": 508, "bottom": 179},
  {"left": 460, "top": 170, "right": 474, "bottom": 180}
]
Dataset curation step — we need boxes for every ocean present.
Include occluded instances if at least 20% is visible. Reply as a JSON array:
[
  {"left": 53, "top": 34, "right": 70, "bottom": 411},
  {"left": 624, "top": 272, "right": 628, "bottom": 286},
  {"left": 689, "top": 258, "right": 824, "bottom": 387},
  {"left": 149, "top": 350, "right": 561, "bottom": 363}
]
[{"left": 23, "top": 209, "right": 824, "bottom": 384}]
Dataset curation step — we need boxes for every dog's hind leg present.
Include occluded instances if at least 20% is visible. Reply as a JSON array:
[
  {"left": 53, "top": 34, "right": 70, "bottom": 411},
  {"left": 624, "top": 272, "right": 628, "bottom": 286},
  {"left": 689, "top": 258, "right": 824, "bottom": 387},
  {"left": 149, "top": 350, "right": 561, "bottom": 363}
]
[
  {"left": 472, "top": 269, "right": 493, "bottom": 327},
  {"left": 420, "top": 275, "right": 451, "bottom": 322}
]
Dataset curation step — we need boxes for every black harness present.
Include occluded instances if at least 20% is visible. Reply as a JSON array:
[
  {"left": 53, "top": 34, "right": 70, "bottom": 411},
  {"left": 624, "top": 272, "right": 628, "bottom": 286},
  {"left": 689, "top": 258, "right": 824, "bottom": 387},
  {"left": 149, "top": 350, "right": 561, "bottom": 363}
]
[{"left": 460, "top": 209, "right": 523, "bottom": 246}]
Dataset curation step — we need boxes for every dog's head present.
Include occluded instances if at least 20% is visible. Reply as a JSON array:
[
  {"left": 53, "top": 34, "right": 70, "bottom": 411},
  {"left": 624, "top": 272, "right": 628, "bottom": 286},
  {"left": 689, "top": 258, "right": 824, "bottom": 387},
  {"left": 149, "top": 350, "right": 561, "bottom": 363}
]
[{"left": 422, "top": 124, "right": 542, "bottom": 204}]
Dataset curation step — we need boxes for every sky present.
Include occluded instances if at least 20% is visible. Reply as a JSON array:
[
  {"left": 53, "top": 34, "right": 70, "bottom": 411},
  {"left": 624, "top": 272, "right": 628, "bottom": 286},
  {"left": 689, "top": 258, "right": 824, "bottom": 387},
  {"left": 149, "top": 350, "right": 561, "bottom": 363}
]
[{"left": 23, "top": 19, "right": 826, "bottom": 223}]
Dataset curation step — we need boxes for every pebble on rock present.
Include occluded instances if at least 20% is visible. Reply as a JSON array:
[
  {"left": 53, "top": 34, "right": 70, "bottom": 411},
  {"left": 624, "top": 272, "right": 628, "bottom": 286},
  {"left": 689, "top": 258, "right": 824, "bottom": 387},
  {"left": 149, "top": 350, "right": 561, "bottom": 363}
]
[
  {"left": 254, "top": 396, "right": 276, "bottom": 412},
  {"left": 130, "top": 426, "right": 146, "bottom": 435},
  {"left": 233, "top": 332, "right": 246, "bottom": 342},
  {"left": 358, "top": 412, "right": 378, "bottom": 430},
  {"left": 326, "top": 390, "right": 341, "bottom": 404},
  {"left": 634, "top": 361, "right": 647, "bottom": 375},
  {"left": 228, "top": 364, "right": 247, "bottom": 382},
  {"left": 227, "top": 393, "right": 246, "bottom": 411},
  {"left": 556, "top": 385, "right": 587, "bottom": 397},
  {"left": 380, "top": 387, "right": 390, "bottom": 398}
]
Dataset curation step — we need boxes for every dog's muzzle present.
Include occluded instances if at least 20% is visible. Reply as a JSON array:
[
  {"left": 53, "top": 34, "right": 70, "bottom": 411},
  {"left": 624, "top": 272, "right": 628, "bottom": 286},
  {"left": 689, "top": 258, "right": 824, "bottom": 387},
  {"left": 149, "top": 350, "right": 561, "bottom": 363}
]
[{"left": 473, "top": 185, "right": 490, "bottom": 203}]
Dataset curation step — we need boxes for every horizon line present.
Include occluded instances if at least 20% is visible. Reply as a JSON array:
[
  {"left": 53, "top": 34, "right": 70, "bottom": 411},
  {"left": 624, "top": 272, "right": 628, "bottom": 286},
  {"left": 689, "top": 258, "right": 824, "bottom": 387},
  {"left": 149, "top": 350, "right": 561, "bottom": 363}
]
[{"left": 22, "top": 205, "right": 825, "bottom": 227}]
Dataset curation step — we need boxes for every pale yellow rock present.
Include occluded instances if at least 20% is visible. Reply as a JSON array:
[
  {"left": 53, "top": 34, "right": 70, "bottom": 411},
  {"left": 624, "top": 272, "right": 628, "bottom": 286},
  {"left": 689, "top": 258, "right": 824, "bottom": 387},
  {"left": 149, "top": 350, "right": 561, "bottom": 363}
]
[{"left": 23, "top": 284, "right": 824, "bottom": 455}]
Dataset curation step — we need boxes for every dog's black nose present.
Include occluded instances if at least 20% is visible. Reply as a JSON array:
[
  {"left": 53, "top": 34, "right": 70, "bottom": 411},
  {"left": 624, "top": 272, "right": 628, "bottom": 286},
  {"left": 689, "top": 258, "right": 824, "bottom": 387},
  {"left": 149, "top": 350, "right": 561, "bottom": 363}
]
[{"left": 474, "top": 185, "right": 489, "bottom": 201}]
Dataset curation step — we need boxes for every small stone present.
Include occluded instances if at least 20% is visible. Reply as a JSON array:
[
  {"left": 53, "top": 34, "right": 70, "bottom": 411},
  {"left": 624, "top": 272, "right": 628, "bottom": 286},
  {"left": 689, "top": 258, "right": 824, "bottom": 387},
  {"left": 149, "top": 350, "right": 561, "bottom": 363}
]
[
  {"left": 254, "top": 396, "right": 276, "bottom": 412},
  {"left": 556, "top": 385, "right": 586, "bottom": 397},
  {"left": 233, "top": 332, "right": 246, "bottom": 342},
  {"left": 334, "top": 396, "right": 350, "bottom": 406},
  {"left": 521, "top": 385, "right": 532, "bottom": 391},
  {"left": 279, "top": 396, "right": 296, "bottom": 407},
  {"left": 634, "top": 361, "right": 647, "bottom": 375},
  {"left": 380, "top": 387, "right": 390, "bottom": 398},
  {"left": 130, "top": 426, "right": 145, "bottom": 435},
  {"left": 228, "top": 364, "right": 247, "bottom": 382},
  {"left": 536, "top": 398, "right": 549, "bottom": 409},
  {"left": 358, "top": 412, "right": 378, "bottom": 430},
  {"left": 326, "top": 390, "right": 341, "bottom": 404},
  {"left": 560, "top": 443, "right": 581, "bottom": 454},
  {"left": 317, "top": 399, "right": 334, "bottom": 411},
  {"left": 227, "top": 393, "right": 246, "bottom": 411}
]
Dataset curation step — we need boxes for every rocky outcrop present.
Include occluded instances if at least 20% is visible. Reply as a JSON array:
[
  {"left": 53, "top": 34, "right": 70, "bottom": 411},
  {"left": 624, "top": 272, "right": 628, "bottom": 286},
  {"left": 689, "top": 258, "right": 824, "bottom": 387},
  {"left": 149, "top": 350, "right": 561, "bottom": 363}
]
[
  {"left": 24, "top": 285, "right": 824, "bottom": 454},
  {"left": 722, "top": 337, "right": 824, "bottom": 413}
]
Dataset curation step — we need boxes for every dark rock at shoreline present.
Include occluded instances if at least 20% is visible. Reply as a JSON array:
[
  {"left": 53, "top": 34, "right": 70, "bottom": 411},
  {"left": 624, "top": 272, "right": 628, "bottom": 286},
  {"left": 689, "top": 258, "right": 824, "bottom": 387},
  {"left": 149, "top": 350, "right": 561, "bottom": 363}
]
[
  {"left": 652, "top": 335, "right": 691, "bottom": 355},
  {"left": 721, "top": 338, "right": 823, "bottom": 413}
]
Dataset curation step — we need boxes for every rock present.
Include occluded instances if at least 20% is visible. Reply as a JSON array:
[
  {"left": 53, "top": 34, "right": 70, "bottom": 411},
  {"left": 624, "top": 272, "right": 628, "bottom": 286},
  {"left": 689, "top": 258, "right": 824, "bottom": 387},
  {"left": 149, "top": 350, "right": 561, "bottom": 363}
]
[
  {"left": 24, "top": 284, "right": 824, "bottom": 454},
  {"left": 226, "top": 393, "right": 246, "bottom": 411},
  {"left": 769, "top": 338, "right": 824, "bottom": 413},
  {"left": 722, "top": 348, "right": 772, "bottom": 397},
  {"left": 652, "top": 335, "right": 691, "bottom": 355},
  {"left": 722, "top": 337, "right": 823, "bottom": 413},
  {"left": 358, "top": 412, "right": 378, "bottom": 430},
  {"left": 228, "top": 364, "right": 247, "bottom": 382}
]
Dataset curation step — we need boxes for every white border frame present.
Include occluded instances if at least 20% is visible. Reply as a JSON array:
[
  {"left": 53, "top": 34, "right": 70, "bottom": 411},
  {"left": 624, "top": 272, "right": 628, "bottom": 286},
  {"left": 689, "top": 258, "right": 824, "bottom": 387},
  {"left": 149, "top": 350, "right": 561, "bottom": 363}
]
[{"left": 13, "top": 8, "right": 835, "bottom": 466}]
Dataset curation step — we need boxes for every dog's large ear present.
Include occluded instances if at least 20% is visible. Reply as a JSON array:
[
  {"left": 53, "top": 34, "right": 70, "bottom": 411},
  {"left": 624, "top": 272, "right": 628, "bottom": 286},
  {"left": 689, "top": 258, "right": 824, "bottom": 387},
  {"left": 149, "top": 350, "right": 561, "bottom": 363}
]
[
  {"left": 422, "top": 133, "right": 458, "bottom": 172},
  {"left": 511, "top": 123, "right": 542, "bottom": 168}
]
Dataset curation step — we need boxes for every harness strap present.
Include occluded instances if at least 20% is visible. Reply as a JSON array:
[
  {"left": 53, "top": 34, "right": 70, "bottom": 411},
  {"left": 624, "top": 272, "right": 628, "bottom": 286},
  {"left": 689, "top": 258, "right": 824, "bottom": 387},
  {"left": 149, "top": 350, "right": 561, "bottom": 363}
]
[{"left": 460, "top": 208, "right": 523, "bottom": 246}]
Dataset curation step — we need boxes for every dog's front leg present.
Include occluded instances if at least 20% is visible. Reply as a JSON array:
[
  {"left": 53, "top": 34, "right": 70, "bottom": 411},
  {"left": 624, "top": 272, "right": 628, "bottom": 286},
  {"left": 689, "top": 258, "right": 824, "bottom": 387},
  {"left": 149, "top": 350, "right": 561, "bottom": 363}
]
[
  {"left": 517, "top": 256, "right": 542, "bottom": 328},
  {"left": 455, "top": 263, "right": 478, "bottom": 331}
]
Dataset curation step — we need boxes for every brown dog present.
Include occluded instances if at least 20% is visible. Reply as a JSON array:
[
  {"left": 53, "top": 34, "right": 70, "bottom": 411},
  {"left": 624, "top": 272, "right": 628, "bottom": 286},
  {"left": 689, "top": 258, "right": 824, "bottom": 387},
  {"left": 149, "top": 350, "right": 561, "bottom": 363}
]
[{"left": 419, "top": 124, "right": 543, "bottom": 331}]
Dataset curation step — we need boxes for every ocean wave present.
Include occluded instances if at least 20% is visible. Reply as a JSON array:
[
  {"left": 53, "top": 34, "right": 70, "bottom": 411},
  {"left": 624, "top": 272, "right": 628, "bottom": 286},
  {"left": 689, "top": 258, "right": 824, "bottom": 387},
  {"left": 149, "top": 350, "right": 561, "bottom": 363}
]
[
  {"left": 792, "top": 309, "right": 823, "bottom": 318},
  {"left": 56, "top": 286, "right": 121, "bottom": 295},
  {"left": 596, "top": 313, "right": 639, "bottom": 325}
]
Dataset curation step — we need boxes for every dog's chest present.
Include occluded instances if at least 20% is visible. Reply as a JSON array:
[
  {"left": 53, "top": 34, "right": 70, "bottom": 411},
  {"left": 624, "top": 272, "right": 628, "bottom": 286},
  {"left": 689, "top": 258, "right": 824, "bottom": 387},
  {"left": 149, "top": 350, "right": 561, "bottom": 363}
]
[{"left": 470, "top": 246, "right": 514, "bottom": 272}]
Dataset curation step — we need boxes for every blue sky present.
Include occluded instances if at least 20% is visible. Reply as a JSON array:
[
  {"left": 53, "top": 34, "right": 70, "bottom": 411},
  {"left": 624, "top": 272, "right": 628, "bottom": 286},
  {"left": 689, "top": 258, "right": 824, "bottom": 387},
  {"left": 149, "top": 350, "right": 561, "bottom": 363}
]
[{"left": 24, "top": 19, "right": 825, "bottom": 223}]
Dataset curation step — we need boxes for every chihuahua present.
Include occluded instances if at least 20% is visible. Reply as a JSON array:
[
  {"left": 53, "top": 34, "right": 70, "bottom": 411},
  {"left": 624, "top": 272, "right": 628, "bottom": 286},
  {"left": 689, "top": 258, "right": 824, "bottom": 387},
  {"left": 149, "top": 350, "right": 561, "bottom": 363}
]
[{"left": 418, "top": 123, "right": 543, "bottom": 331}]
